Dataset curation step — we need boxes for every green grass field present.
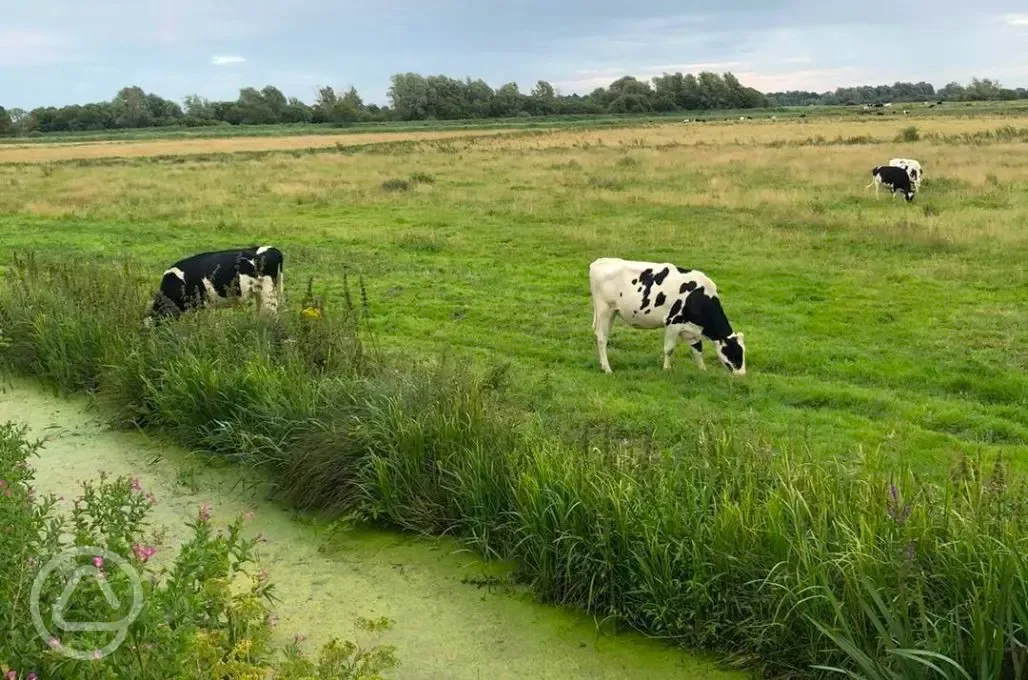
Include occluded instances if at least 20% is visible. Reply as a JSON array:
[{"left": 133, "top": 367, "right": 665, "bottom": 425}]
[
  {"left": 3, "top": 109, "right": 1028, "bottom": 677},
  {"left": 2, "top": 112, "right": 1025, "bottom": 473}
]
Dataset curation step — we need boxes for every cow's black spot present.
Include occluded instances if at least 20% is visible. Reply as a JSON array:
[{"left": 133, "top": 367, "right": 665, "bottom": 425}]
[
  {"left": 653, "top": 267, "right": 670, "bottom": 285},
  {"left": 665, "top": 299, "right": 683, "bottom": 326},
  {"left": 645, "top": 309, "right": 651, "bottom": 314},
  {"left": 619, "top": 293, "right": 623, "bottom": 297},
  {"left": 631, "top": 278, "right": 638, "bottom": 285},
  {"left": 680, "top": 281, "right": 697, "bottom": 294},
  {"left": 654, "top": 292, "right": 666, "bottom": 307},
  {"left": 637, "top": 268, "right": 658, "bottom": 311},
  {"left": 676, "top": 267, "right": 692, "bottom": 274}
]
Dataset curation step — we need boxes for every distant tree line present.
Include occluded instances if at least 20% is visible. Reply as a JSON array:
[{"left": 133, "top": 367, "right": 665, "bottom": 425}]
[
  {"left": 0, "top": 71, "right": 767, "bottom": 135},
  {"left": 767, "top": 78, "right": 1028, "bottom": 107},
  {"left": 1, "top": 74, "right": 1025, "bottom": 136}
]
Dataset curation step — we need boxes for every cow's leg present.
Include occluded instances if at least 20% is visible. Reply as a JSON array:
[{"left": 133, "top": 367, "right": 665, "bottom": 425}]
[
  {"left": 259, "top": 275, "right": 279, "bottom": 315},
  {"left": 690, "top": 340, "right": 706, "bottom": 370},
  {"left": 593, "top": 307, "right": 616, "bottom": 374},
  {"left": 662, "top": 326, "right": 680, "bottom": 370}
]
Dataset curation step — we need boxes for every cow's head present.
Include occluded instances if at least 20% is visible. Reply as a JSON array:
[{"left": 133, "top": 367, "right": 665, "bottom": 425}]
[
  {"left": 903, "top": 190, "right": 916, "bottom": 202},
  {"left": 714, "top": 332, "right": 746, "bottom": 375},
  {"left": 143, "top": 292, "right": 179, "bottom": 328}
]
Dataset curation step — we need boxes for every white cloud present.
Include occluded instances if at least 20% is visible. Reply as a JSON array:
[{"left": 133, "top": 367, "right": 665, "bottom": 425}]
[
  {"left": 734, "top": 67, "right": 867, "bottom": 92},
  {"left": 211, "top": 54, "right": 246, "bottom": 66},
  {"left": 1004, "top": 14, "right": 1028, "bottom": 25}
]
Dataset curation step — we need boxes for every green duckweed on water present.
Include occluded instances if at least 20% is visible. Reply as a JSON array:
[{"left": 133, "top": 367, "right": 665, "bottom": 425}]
[{"left": 0, "top": 378, "right": 745, "bottom": 680}]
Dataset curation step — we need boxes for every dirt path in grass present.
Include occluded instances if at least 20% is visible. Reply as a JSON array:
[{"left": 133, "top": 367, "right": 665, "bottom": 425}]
[{"left": 0, "top": 379, "right": 743, "bottom": 680}]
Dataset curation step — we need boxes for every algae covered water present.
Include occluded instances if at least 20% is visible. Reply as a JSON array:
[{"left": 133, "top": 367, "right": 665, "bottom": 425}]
[{"left": 0, "top": 379, "right": 743, "bottom": 680}]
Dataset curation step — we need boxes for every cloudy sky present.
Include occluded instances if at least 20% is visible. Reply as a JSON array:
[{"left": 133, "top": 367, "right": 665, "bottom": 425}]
[{"left": 3, "top": 0, "right": 1028, "bottom": 109}]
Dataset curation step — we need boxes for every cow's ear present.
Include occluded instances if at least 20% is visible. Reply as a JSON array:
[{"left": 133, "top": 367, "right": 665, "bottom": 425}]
[{"left": 736, "top": 332, "right": 744, "bottom": 341}]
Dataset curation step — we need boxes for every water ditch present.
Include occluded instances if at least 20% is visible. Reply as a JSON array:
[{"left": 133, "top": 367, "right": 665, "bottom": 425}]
[{"left": 0, "top": 379, "right": 744, "bottom": 680}]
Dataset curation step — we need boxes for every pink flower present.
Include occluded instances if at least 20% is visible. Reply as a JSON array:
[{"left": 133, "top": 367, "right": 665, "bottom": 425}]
[
  {"left": 131, "top": 477, "right": 141, "bottom": 492},
  {"left": 199, "top": 503, "right": 212, "bottom": 521},
  {"left": 6, "top": 670, "right": 16, "bottom": 680},
  {"left": 92, "top": 556, "right": 104, "bottom": 569},
  {"left": 144, "top": 492, "right": 157, "bottom": 505},
  {"left": 92, "top": 649, "right": 102, "bottom": 660},
  {"left": 294, "top": 634, "right": 306, "bottom": 643},
  {"left": 132, "top": 544, "right": 157, "bottom": 563},
  {"left": 243, "top": 511, "right": 255, "bottom": 521},
  {"left": 28, "top": 673, "right": 38, "bottom": 680},
  {"left": 0, "top": 479, "right": 7, "bottom": 489},
  {"left": 257, "top": 569, "right": 269, "bottom": 582},
  {"left": 48, "top": 637, "right": 60, "bottom": 649}
]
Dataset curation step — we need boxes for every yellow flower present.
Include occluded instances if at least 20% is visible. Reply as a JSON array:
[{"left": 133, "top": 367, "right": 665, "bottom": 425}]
[{"left": 300, "top": 306, "right": 321, "bottom": 320}]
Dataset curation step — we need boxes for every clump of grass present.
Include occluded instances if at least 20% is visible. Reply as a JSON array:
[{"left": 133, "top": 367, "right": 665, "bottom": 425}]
[
  {"left": 897, "top": 125, "right": 920, "bottom": 142},
  {"left": 587, "top": 175, "right": 624, "bottom": 191},
  {"left": 395, "top": 230, "right": 445, "bottom": 253},
  {"left": 2, "top": 256, "right": 1028, "bottom": 679},
  {"left": 381, "top": 178, "right": 411, "bottom": 192},
  {"left": 408, "top": 171, "right": 435, "bottom": 185},
  {"left": 615, "top": 155, "right": 640, "bottom": 168}
]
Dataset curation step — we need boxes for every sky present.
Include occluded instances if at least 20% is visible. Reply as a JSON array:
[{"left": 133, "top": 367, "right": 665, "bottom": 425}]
[{"left": 3, "top": 0, "right": 1028, "bottom": 110}]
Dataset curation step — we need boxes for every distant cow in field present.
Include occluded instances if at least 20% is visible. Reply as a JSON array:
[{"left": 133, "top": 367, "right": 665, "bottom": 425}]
[
  {"left": 867, "top": 166, "right": 916, "bottom": 202},
  {"left": 145, "top": 246, "right": 284, "bottom": 325},
  {"left": 589, "top": 258, "right": 746, "bottom": 376},
  {"left": 888, "top": 157, "right": 924, "bottom": 189}
]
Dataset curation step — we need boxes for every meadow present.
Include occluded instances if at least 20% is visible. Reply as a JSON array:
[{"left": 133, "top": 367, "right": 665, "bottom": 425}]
[
  {"left": 1, "top": 112, "right": 1026, "bottom": 470},
  {"left": 2, "top": 109, "right": 1028, "bottom": 678}
]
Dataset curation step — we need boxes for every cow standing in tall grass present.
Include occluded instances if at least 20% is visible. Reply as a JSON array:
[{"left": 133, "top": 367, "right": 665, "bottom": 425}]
[
  {"left": 145, "top": 246, "right": 284, "bottom": 326},
  {"left": 589, "top": 257, "right": 746, "bottom": 376}
]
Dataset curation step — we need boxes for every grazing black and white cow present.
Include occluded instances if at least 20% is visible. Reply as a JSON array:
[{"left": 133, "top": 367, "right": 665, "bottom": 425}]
[
  {"left": 145, "top": 246, "right": 284, "bottom": 325},
  {"left": 868, "top": 165, "right": 916, "bottom": 202},
  {"left": 589, "top": 258, "right": 746, "bottom": 376},
  {"left": 889, "top": 157, "right": 923, "bottom": 189}
]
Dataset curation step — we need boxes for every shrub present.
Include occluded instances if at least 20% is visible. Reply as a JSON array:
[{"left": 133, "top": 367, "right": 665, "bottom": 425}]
[
  {"left": 380, "top": 179, "right": 410, "bottom": 192},
  {"left": 897, "top": 125, "right": 920, "bottom": 142},
  {"left": 0, "top": 421, "right": 398, "bottom": 679},
  {"left": 3, "top": 255, "right": 1028, "bottom": 678},
  {"left": 407, "top": 172, "right": 435, "bottom": 185}
]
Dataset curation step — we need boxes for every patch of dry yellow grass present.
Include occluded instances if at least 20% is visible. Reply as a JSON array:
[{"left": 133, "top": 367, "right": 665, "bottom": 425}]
[{"left": 0, "top": 128, "right": 524, "bottom": 163}]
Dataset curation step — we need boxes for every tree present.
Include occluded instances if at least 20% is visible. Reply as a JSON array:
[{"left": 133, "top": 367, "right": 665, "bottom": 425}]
[
  {"left": 388, "top": 73, "right": 430, "bottom": 120},
  {"left": 0, "top": 107, "right": 11, "bottom": 136},
  {"left": 236, "top": 87, "right": 275, "bottom": 125},
  {"left": 182, "top": 95, "right": 213, "bottom": 119},
  {"left": 261, "top": 86, "right": 287, "bottom": 120},
  {"left": 491, "top": 82, "right": 523, "bottom": 117},
  {"left": 464, "top": 78, "right": 494, "bottom": 118},
  {"left": 112, "top": 86, "right": 153, "bottom": 128}
]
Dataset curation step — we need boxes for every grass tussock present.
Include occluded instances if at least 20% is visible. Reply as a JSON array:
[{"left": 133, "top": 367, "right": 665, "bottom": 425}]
[{"left": 3, "top": 256, "right": 1028, "bottom": 679}]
